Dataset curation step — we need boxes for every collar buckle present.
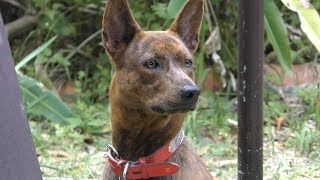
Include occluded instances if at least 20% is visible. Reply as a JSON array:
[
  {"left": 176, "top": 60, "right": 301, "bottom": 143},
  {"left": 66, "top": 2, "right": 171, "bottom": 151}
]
[
  {"left": 122, "top": 162, "right": 131, "bottom": 180},
  {"left": 106, "top": 144, "right": 120, "bottom": 159}
]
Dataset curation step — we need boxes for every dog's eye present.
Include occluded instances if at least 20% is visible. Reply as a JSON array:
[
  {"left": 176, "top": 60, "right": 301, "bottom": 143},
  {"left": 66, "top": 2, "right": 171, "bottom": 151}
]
[
  {"left": 145, "top": 59, "right": 159, "bottom": 68},
  {"left": 185, "top": 59, "right": 193, "bottom": 67}
]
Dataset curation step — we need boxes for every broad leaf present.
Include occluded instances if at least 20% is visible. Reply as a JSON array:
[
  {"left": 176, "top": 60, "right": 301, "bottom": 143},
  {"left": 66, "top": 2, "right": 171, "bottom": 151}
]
[
  {"left": 281, "top": 0, "right": 320, "bottom": 52},
  {"left": 18, "top": 75, "right": 74, "bottom": 125},
  {"left": 168, "top": 0, "right": 187, "bottom": 19},
  {"left": 264, "top": 0, "right": 292, "bottom": 72}
]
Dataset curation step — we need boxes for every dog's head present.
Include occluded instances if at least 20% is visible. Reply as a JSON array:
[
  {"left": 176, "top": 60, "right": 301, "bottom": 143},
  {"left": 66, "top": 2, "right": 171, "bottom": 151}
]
[{"left": 102, "top": 0, "right": 203, "bottom": 114}]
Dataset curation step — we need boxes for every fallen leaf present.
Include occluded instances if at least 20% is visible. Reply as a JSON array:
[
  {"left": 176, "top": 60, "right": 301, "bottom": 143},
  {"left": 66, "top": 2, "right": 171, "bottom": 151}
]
[{"left": 276, "top": 116, "right": 286, "bottom": 130}]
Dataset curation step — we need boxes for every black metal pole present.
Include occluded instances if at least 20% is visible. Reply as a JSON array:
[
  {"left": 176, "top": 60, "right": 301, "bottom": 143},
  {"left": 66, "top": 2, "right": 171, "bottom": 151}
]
[
  {"left": 0, "top": 14, "right": 43, "bottom": 180},
  {"left": 238, "top": 0, "right": 264, "bottom": 179}
]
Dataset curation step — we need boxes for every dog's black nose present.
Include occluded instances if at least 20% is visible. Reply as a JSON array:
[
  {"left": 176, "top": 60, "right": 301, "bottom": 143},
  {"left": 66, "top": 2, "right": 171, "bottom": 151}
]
[{"left": 181, "top": 85, "right": 200, "bottom": 99}]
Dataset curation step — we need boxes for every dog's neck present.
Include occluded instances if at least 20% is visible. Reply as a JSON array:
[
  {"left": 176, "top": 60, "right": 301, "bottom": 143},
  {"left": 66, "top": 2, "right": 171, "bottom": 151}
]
[{"left": 110, "top": 97, "right": 185, "bottom": 161}]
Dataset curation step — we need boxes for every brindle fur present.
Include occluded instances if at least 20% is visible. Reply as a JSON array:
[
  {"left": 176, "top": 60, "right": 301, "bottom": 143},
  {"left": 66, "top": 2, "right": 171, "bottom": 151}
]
[{"left": 102, "top": 0, "right": 213, "bottom": 179}]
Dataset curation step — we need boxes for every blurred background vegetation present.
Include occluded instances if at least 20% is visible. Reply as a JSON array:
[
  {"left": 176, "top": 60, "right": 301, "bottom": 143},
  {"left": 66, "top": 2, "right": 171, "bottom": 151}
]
[{"left": 1, "top": 0, "right": 320, "bottom": 178}]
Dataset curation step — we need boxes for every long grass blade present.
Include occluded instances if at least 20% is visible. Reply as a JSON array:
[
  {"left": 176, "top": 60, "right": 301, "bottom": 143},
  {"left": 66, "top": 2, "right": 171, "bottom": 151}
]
[{"left": 15, "top": 36, "right": 58, "bottom": 71}]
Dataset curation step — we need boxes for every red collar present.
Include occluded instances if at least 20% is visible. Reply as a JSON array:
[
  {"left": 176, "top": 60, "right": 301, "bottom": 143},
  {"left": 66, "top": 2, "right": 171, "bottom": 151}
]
[{"left": 106, "top": 130, "right": 184, "bottom": 179}]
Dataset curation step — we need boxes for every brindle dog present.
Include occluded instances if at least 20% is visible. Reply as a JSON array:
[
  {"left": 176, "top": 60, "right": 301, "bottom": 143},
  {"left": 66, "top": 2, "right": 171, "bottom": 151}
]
[{"left": 102, "top": 0, "right": 213, "bottom": 179}]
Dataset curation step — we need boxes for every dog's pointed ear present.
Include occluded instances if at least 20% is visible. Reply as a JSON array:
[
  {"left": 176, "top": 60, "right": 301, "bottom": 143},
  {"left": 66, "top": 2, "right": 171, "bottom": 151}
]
[
  {"left": 102, "top": 0, "right": 141, "bottom": 56},
  {"left": 169, "top": 0, "right": 204, "bottom": 53}
]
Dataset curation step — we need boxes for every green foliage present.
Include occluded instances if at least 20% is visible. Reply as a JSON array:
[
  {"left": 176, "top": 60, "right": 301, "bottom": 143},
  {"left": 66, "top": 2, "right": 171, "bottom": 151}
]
[
  {"left": 293, "top": 121, "right": 315, "bottom": 153},
  {"left": 281, "top": 0, "right": 320, "bottom": 52},
  {"left": 38, "top": 9, "right": 75, "bottom": 36},
  {"left": 29, "top": 119, "right": 107, "bottom": 179},
  {"left": 264, "top": 89, "right": 288, "bottom": 120},
  {"left": 265, "top": 0, "right": 292, "bottom": 72},
  {"left": 69, "top": 101, "right": 110, "bottom": 134},
  {"left": 151, "top": 3, "right": 169, "bottom": 20},
  {"left": 209, "top": 0, "right": 238, "bottom": 72},
  {"left": 194, "top": 25, "right": 211, "bottom": 87},
  {"left": 74, "top": 53, "right": 112, "bottom": 103},
  {"left": 184, "top": 91, "right": 235, "bottom": 138},
  {"left": 15, "top": 36, "right": 57, "bottom": 71},
  {"left": 19, "top": 75, "right": 75, "bottom": 125},
  {"left": 297, "top": 87, "right": 320, "bottom": 130},
  {"left": 15, "top": 35, "right": 75, "bottom": 125},
  {"left": 168, "top": 0, "right": 187, "bottom": 18}
]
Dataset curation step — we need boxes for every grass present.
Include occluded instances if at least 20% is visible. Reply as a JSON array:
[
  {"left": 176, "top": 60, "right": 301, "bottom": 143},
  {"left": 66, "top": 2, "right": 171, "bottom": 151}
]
[
  {"left": 30, "top": 120, "right": 107, "bottom": 179},
  {"left": 28, "top": 87, "right": 320, "bottom": 179}
]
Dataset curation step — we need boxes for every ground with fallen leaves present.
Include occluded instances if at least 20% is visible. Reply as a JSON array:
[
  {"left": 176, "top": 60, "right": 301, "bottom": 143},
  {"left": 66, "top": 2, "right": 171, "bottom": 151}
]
[{"left": 33, "top": 126, "right": 320, "bottom": 179}]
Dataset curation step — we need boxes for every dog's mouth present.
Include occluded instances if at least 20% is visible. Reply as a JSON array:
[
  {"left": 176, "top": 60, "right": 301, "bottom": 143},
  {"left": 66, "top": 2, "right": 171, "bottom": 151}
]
[
  {"left": 150, "top": 85, "right": 200, "bottom": 114},
  {"left": 151, "top": 102, "right": 197, "bottom": 114}
]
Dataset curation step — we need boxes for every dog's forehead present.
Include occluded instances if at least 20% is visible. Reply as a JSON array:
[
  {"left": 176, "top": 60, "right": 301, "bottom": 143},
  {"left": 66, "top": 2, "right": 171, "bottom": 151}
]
[{"left": 131, "top": 31, "right": 192, "bottom": 57}]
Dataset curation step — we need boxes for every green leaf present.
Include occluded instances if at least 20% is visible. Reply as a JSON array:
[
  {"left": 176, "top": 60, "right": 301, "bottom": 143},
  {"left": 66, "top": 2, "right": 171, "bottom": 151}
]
[
  {"left": 151, "top": 3, "right": 169, "bottom": 19},
  {"left": 168, "top": 0, "right": 187, "bottom": 19},
  {"left": 51, "top": 51, "right": 71, "bottom": 66},
  {"left": 18, "top": 74, "right": 75, "bottom": 125},
  {"left": 53, "top": 16, "right": 75, "bottom": 36},
  {"left": 15, "top": 36, "right": 57, "bottom": 71},
  {"left": 38, "top": 10, "right": 75, "bottom": 36},
  {"left": 32, "top": 0, "right": 49, "bottom": 8},
  {"left": 281, "top": 0, "right": 320, "bottom": 52},
  {"left": 264, "top": 0, "right": 292, "bottom": 72},
  {"left": 64, "top": 118, "right": 82, "bottom": 128},
  {"left": 88, "top": 119, "right": 105, "bottom": 127}
]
